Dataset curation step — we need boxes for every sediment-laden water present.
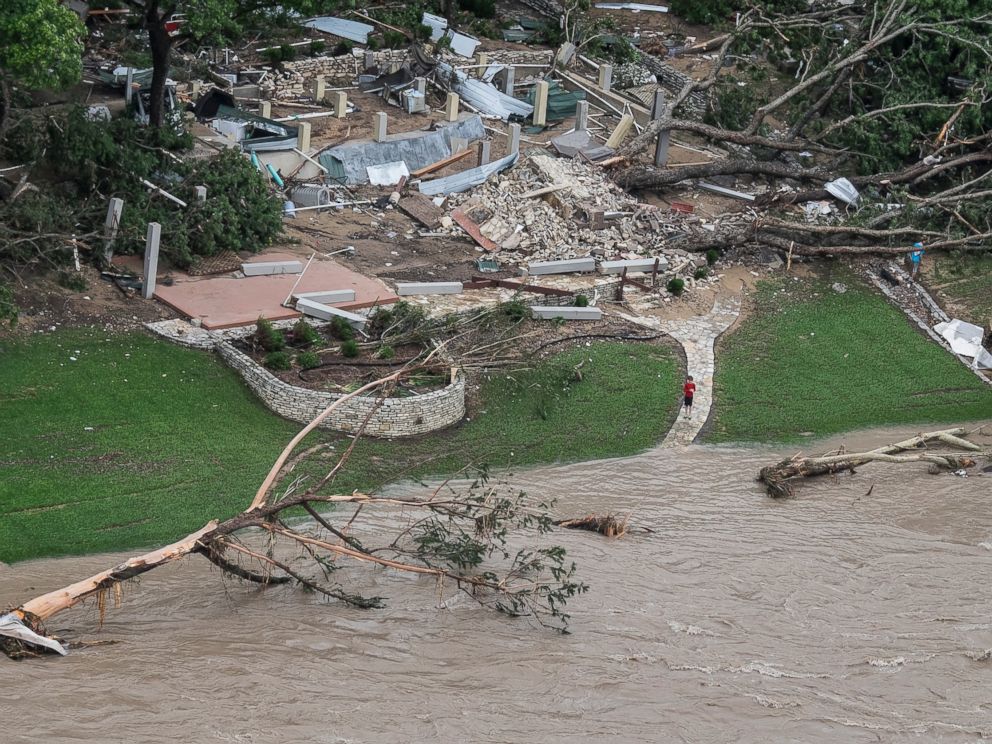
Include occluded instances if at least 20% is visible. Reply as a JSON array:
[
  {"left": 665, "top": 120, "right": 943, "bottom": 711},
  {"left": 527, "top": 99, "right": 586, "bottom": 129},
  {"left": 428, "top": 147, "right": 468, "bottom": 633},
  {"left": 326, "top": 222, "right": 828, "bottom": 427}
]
[{"left": 4, "top": 427, "right": 992, "bottom": 742}]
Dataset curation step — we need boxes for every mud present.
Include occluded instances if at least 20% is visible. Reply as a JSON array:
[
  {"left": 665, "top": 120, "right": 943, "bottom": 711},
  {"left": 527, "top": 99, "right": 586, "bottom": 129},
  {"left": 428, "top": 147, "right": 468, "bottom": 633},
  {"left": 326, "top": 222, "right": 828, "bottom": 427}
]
[{"left": 4, "top": 429, "right": 992, "bottom": 742}]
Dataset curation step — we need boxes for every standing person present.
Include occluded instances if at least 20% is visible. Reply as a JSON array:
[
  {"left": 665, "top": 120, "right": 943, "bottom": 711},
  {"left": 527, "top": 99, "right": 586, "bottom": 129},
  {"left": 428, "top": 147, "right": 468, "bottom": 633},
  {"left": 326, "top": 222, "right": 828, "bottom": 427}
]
[
  {"left": 909, "top": 242, "right": 925, "bottom": 278},
  {"left": 682, "top": 375, "right": 696, "bottom": 418}
]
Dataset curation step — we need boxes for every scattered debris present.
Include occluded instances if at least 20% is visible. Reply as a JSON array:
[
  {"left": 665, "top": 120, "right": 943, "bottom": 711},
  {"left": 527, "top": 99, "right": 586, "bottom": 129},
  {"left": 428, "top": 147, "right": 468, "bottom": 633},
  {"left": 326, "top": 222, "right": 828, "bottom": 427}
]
[
  {"left": 554, "top": 514, "right": 630, "bottom": 537},
  {"left": 934, "top": 319, "right": 992, "bottom": 370}
]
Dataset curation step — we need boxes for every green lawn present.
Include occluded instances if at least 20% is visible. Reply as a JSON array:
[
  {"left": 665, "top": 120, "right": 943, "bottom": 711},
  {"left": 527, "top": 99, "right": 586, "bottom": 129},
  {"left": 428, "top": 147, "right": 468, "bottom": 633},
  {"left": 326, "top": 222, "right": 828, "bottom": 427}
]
[
  {"left": 0, "top": 328, "right": 297, "bottom": 563},
  {"left": 706, "top": 274, "right": 992, "bottom": 443},
  {"left": 300, "top": 342, "right": 681, "bottom": 494},
  {"left": 926, "top": 253, "right": 992, "bottom": 326}
]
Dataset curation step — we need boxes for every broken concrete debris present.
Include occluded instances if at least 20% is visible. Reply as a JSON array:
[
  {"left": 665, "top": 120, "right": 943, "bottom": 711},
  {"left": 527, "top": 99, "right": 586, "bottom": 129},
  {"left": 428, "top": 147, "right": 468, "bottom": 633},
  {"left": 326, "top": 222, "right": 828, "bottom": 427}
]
[
  {"left": 527, "top": 257, "right": 597, "bottom": 276},
  {"left": 396, "top": 282, "right": 464, "bottom": 296},
  {"left": 243, "top": 261, "right": 304, "bottom": 276},
  {"left": 293, "top": 289, "right": 356, "bottom": 304},
  {"left": 296, "top": 297, "right": 367, "bottom": 328}
]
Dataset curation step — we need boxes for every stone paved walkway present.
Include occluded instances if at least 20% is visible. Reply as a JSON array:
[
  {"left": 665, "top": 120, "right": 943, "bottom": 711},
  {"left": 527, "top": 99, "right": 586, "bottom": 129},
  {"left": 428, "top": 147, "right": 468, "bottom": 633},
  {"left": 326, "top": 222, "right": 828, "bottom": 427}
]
[{"left": 619, "top": 294, "right": 741, "bottom": 447}]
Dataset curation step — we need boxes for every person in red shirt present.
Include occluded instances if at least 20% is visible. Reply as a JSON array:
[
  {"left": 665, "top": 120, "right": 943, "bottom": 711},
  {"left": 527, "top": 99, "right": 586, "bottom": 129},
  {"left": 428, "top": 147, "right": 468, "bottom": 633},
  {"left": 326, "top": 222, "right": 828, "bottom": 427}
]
[{"left": 682, "top": 375, "right": 697, "bottom": 418}]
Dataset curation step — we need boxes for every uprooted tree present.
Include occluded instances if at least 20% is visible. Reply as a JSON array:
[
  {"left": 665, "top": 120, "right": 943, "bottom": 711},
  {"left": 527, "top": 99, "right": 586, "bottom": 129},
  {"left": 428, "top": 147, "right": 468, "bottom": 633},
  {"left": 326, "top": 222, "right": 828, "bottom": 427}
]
[
  {"left": 0, "top": 365, "right": 587, "bottom": 660},
  {"left": 608, "top": 0, "right": 992, "bottom": 256}
]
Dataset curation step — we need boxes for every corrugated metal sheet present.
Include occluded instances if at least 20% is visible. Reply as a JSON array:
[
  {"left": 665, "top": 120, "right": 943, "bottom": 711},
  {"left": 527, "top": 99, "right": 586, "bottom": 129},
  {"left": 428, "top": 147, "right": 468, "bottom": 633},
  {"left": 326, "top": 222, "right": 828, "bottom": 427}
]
[
  {"left": 304, "top": 17, "right": 375, "bottom": 43},
  {"left": 594, "top": 2, "right": 668, "bottom": 10},
  {"left": 213, "top": 104, "right": 299, "bottom": 152},
  {"left": 422, "top": 12, "right": 448, "bottom": 41},
  {"left": 438, "top": 62, "right": 533, "bottom": 121},
  {"left": 318, "top": 115, "right": 486, "bottom": 184},
  {"left": 418, "top": 153, "right": 518, "bottom": 196}
]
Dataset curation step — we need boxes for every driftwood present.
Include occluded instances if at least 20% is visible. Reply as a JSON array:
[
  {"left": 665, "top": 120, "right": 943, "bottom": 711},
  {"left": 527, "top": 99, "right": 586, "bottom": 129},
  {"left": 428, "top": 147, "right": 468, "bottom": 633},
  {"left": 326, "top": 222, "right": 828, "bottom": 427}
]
[
  {"left": 555, "top": 514, "right": 630, "bottom": 537},
  {"left": 758, "top": 427, "right": 985, "bottom": 498}
]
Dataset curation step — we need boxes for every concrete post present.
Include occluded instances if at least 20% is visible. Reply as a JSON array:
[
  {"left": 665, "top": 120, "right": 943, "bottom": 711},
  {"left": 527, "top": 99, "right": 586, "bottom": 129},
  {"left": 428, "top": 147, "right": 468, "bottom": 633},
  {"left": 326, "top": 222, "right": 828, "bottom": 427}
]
[
  {"left": 503, "top": 66, "right": 515, "bottom": 95},
  {"left": 125, "top": 68, "right": 134, "bottom": 104},
  {"left": 102, "top": 197, "right": 124, "bottom": 264},
  {"left": 575, "top": 100, "right": 589, "bottom": 131},
  {"left": 142, "top": 222, "right": 161, "bottom": 300},
  {"left": 477, "top": 139, "right": 491, "bottom": 166},
  {"left": 195, "top": 186, "right": 207, "bottom": 202},
  {"left": 598, "top": 64, "right": 613, "bottom": 92},
  {"left": 373, "top": 112, "right": 387, "bottom": 143},
  {"left": 363, "top": 52, "right": 375, "bottom": 70},
  {"left": 259, "top": 100, "right": 272, "bottom": 119},
  {"left": 508, "top": 122, "right": 521, "bottom": 155},
  {"left": 444, "top": 92, "right": 459, "bottom": 122},
  {"left": 532, "top": 80, "right": 549, "bottom": 127},
  {"left": 310, "top": 76, "right": 326, "bottom": 103},
  {"left": 414, "top": 77, "right": 427, "bottom": 95},
  {"left": 651, "top": 88, "right": 666, "bottom": 119},
  {"left": 190, "top": 81, "right": 202, "bottom": 98},
  {"left": 652, "top": 90, "right": 671, "bottom": 166},
  {"left": 476, "top": 52, "right": 489, "bottom": 78},
  {"left": 297, "top": 121, "right": 311, "bottom": 152},
  {"left": 334, "top": 91, "right": 348, "bottom": 118}
]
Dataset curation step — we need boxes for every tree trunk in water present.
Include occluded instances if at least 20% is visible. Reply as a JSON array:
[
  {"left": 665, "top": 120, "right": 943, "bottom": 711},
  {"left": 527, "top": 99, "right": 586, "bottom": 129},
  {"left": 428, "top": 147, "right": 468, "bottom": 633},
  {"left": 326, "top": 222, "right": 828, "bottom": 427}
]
[{"left": 146, "top": 10, "right": 172, "bottom": 128}]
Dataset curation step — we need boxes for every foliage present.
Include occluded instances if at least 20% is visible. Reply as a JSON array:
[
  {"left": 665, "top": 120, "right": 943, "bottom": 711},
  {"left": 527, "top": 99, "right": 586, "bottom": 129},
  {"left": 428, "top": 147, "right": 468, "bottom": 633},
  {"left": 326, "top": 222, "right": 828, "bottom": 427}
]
[
  {"left": 291, "top": 318, "right": 321, "bottom": 348},
  {"left": 264, "top": 350, "right": 292, "bottom": 370},
  {"left": 331, "top": 40, "right": 353, "bottom": 56},
  {"left": 255, "top": 317, "right": 286, "bottom": 352},
  {"left": 667, "top": 277, "right": 685, "bottom": 295},
  {"left": 574, "top": 294, "right": 589, "bottom": 307},
  {"left": 297, "top": 350, "right": 321, "bottom": 369},
  {"left": 705, "top": 76, "right": 759, "bottom": 131},
  {"left": 500, "top": 299, "right": 528, "bottom": 322},
  {"left": 460, "top": 0, "right": 496, "bottom": 18},
  {"left": 56, "top": 271, "right": 87, "bottom": 292},
  {"left": 366, "top": 301, "right": 429, "bottom": 341},
  {"left": 309, "top": 39, "right": 326, "bottom": 56},
  {"left": 329, "top": 315, "right": 355, "bottom": 341},
  {"left": 375, "top": 344, "right": 396, "bottom": 360},
  {"left": 341, "top": 339, "right": 360, "bottom": 358},
  {"left": 669, "top": 0, "right": 738, "bottom": 25},
  {"left": 0, "top": 282, "right": 16, "bottom": 326},
  {"left": 706, "top": 249, "right": 720, "bottom": 266},
  {"left": 694, "top": 267, "right": 709, "bottom": 280},
  {"left": 707, "top": 274, "right": 992, "bottom": 442},
  {"left": 0, "top": 328, "right": 296, "bottom": 562},
  {"left": 0, "top": 0, "right": 84, "bottom": 94},
  {"left": 383, "top": 30, "right": 407, "bottom": 48}
]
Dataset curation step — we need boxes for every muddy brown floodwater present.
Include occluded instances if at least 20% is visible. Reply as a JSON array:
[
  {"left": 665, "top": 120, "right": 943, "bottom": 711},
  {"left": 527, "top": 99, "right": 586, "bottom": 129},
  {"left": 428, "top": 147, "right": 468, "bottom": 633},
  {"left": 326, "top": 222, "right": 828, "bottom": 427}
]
[{"left": 4, "top": 426, "right": 992, "bottom": 743}]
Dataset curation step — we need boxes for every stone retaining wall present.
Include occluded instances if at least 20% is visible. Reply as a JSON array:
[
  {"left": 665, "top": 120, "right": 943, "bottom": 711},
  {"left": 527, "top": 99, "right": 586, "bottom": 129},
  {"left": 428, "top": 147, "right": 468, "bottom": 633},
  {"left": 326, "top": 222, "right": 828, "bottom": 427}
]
[{"left": 215, "top": 341, "right": 466, "bottom": 436}]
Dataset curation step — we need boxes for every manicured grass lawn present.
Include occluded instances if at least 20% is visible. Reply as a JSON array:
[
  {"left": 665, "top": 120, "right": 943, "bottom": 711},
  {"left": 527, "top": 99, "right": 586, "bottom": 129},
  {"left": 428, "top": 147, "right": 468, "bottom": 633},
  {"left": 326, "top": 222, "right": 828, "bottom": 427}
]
[
  {"left": 306, "top": 342, "right": 681, "bottom": 494},
  {"left": 706, "top": 274, "right": 992, "bottom": 443},
  {"left": 0, "top": 328, "right": 297, "bottom": 563}
]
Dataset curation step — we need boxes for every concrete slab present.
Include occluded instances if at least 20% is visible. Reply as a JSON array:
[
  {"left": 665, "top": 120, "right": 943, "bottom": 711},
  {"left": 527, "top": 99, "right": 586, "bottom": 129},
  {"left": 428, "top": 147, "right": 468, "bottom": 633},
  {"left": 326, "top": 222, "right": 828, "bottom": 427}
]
[
  {"left": 531, "top": 306, "right": 602, "bottom": 320},
  {"left": 242, "top": 261, "right": 303, "bottom": 276},
  {"left": 600, "top": 257, "right": 669, "bottom": 274},
  {"left": 294, "top": 289, "right": 357, "bottom": 304},
  {"left": 396, "top": 282, "right": 464, "bottom": 296},
  {"left": 527, "top": 257, "right": 596, "bottom": 275},
  {"left": 296, "top": 298, "right": 368, "bottom": 328},
  {"left": 153, "top": 252, "right": 398, "bottom": 330}
]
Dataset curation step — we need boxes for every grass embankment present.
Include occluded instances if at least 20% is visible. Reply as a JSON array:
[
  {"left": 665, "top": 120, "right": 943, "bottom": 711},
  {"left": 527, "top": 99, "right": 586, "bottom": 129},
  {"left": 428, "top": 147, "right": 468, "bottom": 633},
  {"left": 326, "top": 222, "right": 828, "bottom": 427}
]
[
  {"left": 926, "top": 253, "right": 992, "bottom": 325},
  {"left": 299, "top": 342, "right": 681, "bottom": 493},
  {"left": 0, "top": 329, "right": 297, "bottom": 563},
  {"left": 1, "top": 333, "right": 680, "bottom": 563},
  {"left": 707, "top": 275, "right": 992, "bottom": 443}
]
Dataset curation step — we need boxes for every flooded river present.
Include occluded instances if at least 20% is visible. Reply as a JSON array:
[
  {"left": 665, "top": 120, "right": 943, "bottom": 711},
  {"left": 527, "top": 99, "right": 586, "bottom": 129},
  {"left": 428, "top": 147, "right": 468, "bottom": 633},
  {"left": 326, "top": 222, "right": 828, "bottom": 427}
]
[{"left": 4, "top": 427, "right": 992, "bottom": 742}]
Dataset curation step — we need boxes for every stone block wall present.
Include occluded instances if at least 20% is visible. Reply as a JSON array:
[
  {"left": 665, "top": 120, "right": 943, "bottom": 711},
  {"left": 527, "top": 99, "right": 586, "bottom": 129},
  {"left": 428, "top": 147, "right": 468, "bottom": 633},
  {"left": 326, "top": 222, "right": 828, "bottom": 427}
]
[
  {"left": 215, "top": 341, "right": 466, "bottom": 437},
  {"left": 259, "top": 50, "right": 408, "bottom": 99}
]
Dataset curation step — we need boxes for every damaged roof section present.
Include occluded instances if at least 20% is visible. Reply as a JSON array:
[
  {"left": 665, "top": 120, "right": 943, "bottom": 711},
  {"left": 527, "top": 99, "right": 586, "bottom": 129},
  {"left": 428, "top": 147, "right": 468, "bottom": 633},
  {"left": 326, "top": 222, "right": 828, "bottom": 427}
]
[
  {"left": 437, "top": 63, "right": 533, "bottom": 121},
  {"left": 318, "top": 115, "right": 486, "bottom": 184},
  {"left": 304, "top": 17, "right": 375, "bottom": 44},
  {"left": 210, "top": 105, "right": 299, "bottom": 152},
  {"left": 418, "top": 153, "right": 519, "bottom": 196}
]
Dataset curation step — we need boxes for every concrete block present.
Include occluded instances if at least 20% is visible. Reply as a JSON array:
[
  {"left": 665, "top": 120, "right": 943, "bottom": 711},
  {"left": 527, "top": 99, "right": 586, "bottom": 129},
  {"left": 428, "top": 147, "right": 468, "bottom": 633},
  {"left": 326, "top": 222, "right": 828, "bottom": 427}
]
[
  {"left": 373, "top": 112, "right": 387, "bottom": 143},
  {"left": 445, "top": 92, "right": 459, "bottom": 123},
  {"left": 396, "top": 282, "right": 463, "bottom": 296},
  {"left": 533, "top": 80, "right": 549, "bottom": 127},
  {"left": 508, "top": 122, "right": 521, "bottom": 155},
  {"left": 333, "top": 91, "right": 348, "bottom": 118},
  {"left": 242, "top": 261, "right": 303, "bottom": 276},
  {"left": 293, "top": 289, "right": 357, "bottom": 304},
  {"left": 296, "top": 121, "right": 311, "bottom": 152},
  {"left": 296, "top": 297, "right": 367, "bottom": 328},
  {"left": 575, "top": 100, "right": 589, "bottom": 131},
  {"left": 195, "top": 185, "right": 207, "bottom": 202},
  {"left": 475, "top": 52, "right": 489, "bottom": 78},
  {"left": 414, "top": 77, "right": 426, "bottom": 95},
  {"left": 477, "top": 139, "right": 491, "bottom": 166},
  {"left": 142, "top": 222, "right": 161, "bottom": 300},
  {"left": 527, "top": 257, "right": 596, "bottom": 275},
  {"left": 310, "top": 76, "right": 326, "bottom": 103},
  {"left": 599, "top": 257, "right": 669, "bottom": 274},
  {"left": 531, "top": 306, "right": 602, "bottom": 321},
  {"left": 598, "top": 64, "right": 613, "bottom": 92},
  {"left": 503, "top": 66, "right": 515, "bottom": 95},
  {"left": 259, "top": 100, "right": 272, "bottom": 119}
]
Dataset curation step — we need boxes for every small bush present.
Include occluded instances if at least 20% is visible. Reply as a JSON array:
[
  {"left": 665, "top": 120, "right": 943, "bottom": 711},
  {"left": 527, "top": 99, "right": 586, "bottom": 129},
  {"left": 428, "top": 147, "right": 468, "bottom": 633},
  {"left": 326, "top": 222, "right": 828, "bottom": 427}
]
[
  {"left": 255, "top": 317, "right": 285, "bottom": 352},
  {"left": 574, "top": 294, "right": 589, "bottom": 307},
  {"left": 291, "top": 318, "right": 321, "bottom": 347},
  {"left": 57, "top": 271, "right": 88, "bottom": 292},
  {"left": 279, "top": 44, "right": 297, "bottom": 62},
  {"left": 500, "top": 299, "right": 528, "bottom": 322},
  {"left": 706, "top": 248, "right": 720, "bottom": 266},
  {"left": 383, "top": 30, "right": 406, "bottom": 48},
  {"left": 332, "top": 40, "right": 352, "bottom": 56},
  {"left": 376, "top": 344, "right": 396, "bottom": 360},
  {"left": 264, "top": 47, "right": 283, "bottom": 65},
  {"left": 341, "top": 339, "right": 360, "bottom": 358},
  {"left": 667, "top": 278, "right": 686, "bottom": 296},
  {"left": 329, "top": 315, "right": 355, "bottom": 341},
  {"left": 297, "top": 350, "right": 321, "bottom": 369},
  {"left": 694, "top": 267, "right": 709, "bottom": 280},
  {"left": 309, "top": 40, "right": 326, "bottom": 56},
  {"left": 264, "top": 350, "right": 292, "bottom": 370}
]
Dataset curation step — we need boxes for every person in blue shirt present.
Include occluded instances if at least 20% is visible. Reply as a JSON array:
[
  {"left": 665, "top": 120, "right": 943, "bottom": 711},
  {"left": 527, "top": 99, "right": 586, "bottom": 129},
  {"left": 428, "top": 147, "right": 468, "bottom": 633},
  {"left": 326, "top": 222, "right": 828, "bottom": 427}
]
[{"left": 908, "top": 242, "right": 925, "bottom": 278}]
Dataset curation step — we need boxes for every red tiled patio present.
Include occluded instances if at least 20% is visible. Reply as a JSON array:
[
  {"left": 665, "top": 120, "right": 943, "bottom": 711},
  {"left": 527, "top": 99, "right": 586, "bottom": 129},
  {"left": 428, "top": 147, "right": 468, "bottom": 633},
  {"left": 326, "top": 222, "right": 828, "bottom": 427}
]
[{"left": 153, "top": 252, "right": 398, "bottom": 329}]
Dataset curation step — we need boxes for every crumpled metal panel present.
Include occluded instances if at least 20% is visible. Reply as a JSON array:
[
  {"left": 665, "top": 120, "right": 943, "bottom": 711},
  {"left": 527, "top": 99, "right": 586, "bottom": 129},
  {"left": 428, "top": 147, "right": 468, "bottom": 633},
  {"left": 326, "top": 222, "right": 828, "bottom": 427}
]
[
  {"left": 304, "top": 17, "right": 375, "bottom": 43},
  {"left": 437, "top": 62, "right": 533, "bottom": 121},
  {"left": 418, "top": 153, "right": 519, "bottom": 196}
]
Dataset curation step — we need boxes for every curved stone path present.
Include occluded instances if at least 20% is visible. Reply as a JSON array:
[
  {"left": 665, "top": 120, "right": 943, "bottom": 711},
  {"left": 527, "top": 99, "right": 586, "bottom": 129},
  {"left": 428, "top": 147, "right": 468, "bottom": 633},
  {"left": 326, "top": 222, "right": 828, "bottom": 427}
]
[{"left": 619, "top": 294, "right": 741, "bottom": 447}]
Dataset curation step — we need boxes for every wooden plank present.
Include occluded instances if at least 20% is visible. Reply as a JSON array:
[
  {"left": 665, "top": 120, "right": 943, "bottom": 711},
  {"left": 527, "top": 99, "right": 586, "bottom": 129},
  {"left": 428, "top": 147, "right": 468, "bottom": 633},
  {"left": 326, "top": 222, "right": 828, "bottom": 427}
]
[
  {"left": 520, "top": 183, "right": 570, "bottom": 199},
  {"left": 452, "top": 208, "right": 500, "bottom": 252},
  {"left": 410, "top": 148, "right": 475, "bottom": 178}
]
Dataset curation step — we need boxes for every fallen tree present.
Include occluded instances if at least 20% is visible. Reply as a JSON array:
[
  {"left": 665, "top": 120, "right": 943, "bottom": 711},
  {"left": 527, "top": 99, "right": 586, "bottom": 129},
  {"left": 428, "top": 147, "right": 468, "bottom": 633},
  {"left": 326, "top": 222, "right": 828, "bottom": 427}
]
[
  {"left": 1, "top": 363, "right": 587, "bottom": 660},
  {"left": 758, "top": 427, "right": 986, "bottom": 498}
]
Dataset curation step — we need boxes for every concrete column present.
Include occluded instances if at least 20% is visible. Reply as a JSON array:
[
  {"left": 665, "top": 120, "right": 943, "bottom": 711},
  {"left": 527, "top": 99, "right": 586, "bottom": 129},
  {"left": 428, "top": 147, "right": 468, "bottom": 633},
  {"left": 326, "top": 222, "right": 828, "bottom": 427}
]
[
  {"left": 259, "top": 100, "right": 271, "bottom": 119},
  {"left": 373, "top": 112, "right": 387, "bottom": 142},
  {"left": 195, "top": 186, "right": 207, "bottom": 202},
  {"left": 364, "top": 52, "right": 375, "bottom": 70},
  {"left": 190, "top": 81, "right": 202, "bottom": 98},
  {"left": 297, "top": 121, "right": 311, "bottom": 151},
  {"left": 652, "top": 90, "right": 670, "bottom": 166},
  {"left": 651, "top": 88, "right": 666, "bottom": 119},
  {"left": 142, "top": 222, "right": 161, "bottom": 300},
  {"left": 532, "top": 80, "right": 549, "bottom": 127},
  {"left": 477, "top": 139, "right": 491, "bottom": 166},
  {"left": 310, "top": 76, "right": 326, "bottom": 103},
  {"left": 575, "top": 100, "right": 589, "bottom": 131},
  {"left": 508, "top": 122, "right": 521, "bottom": 155},
  {"left": 102, "top": 197, "right": 124, "bottom": 263},
  {"left": 125, "top": 68, "right": 134, "bottom": 104},
  {"left": 334, "top": 91, "right": 348, "bottom": 118},
  {"left": 598, "top": 64, "right": 613, "bottom": 92},
  {"left": 503, "top": 66, "right": 515, "bottom": 95},
  {"left": 445, "top": 92, "right": 459, "bottom": 123},
  {"left": 414, "top": 77, "right": 426, "bottom": 95},
  {"left": 476, "top": 52, "right": 489, "bottom": 78}
]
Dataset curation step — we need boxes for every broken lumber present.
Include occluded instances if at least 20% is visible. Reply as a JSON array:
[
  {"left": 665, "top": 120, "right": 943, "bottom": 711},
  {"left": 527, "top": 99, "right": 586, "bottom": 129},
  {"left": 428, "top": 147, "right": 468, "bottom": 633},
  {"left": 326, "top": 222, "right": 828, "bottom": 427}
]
[{"left": 410, "top": 148, "right": 475, "bottom": 178}]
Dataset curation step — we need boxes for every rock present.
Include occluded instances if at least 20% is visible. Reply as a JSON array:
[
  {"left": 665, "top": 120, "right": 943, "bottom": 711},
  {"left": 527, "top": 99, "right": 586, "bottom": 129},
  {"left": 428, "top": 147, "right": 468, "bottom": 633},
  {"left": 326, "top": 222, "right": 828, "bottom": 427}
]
[{"left": 831, "top": 282, "right": 847, "bottom": 294}]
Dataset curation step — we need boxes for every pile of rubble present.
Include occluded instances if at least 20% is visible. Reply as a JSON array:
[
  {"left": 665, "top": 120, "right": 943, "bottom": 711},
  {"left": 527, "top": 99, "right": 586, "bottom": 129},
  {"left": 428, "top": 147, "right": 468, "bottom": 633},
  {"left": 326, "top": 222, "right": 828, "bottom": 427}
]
[{"left": 442, "top": 153, "right": 692, "bottom": 264}]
